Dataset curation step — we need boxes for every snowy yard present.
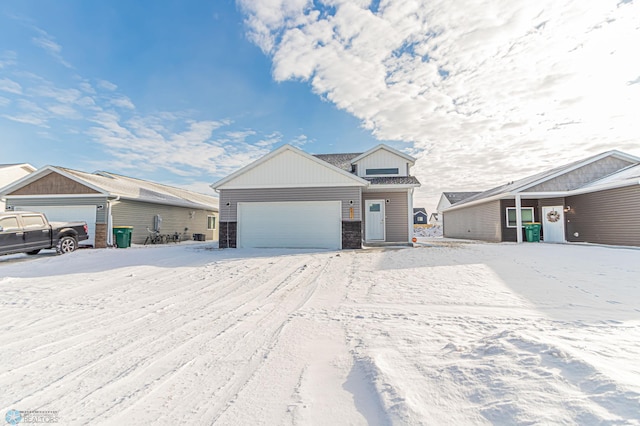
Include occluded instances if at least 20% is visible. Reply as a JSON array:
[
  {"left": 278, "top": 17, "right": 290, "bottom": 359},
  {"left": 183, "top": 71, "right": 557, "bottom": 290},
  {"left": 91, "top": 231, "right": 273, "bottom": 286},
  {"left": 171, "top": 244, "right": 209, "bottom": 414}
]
[{"left": 1, "top": 241, "right": 639, "bottom": 425}]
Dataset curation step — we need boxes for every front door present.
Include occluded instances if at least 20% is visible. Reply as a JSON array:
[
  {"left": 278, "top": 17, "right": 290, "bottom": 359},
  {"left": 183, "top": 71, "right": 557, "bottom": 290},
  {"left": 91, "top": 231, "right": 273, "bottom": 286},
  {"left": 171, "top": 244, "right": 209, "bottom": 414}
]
[
  {"left": 542, "top": 206, "right": 565, "bottom": 243},
  {"left": 365, "top": 200, "right": 385, "bottom": 241}
]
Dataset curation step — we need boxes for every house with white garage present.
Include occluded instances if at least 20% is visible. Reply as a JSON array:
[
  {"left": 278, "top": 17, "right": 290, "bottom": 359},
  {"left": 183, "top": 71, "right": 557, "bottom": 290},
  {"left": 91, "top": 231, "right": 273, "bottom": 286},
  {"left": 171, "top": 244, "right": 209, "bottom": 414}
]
[
  {"left": 443, "top": 150, "right": 640, "bottom": 246},
  {"left": 0, "top": 163, "right": 36, "bottom": 211},
  {"left": 211, "top": 144, "right": 421, "bottom": 249},
  {"left": 1, "top": 166, "right": 219, "bottom": 247}
]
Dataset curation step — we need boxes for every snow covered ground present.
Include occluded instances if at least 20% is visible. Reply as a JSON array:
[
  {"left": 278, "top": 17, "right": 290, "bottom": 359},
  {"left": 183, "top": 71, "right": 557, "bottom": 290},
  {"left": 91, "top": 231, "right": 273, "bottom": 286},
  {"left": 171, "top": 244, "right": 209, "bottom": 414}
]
[{"left": 1, "top": 240, "right": 639, "bottom": 425}]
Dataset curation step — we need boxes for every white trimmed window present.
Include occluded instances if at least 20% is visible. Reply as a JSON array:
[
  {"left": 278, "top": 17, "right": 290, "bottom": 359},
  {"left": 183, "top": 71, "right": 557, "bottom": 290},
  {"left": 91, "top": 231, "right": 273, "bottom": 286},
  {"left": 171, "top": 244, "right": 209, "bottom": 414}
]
[
  {"left": 207, "top": 215, "right": 216, "bottom": 230},
  {"left": 506, "top": 207, "right": 534, "bottom": 228},
  {"left": 417, "top": 216, "right": 424, "bottom": 222}
]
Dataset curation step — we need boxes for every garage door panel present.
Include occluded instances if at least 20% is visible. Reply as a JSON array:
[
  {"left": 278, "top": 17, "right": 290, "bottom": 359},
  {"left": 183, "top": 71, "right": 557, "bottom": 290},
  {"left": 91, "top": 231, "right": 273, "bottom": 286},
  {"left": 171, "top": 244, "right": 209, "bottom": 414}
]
[
  {"left": 238, "top": 201, "right": 341, "bottom": 249},
  {"left": 14, "top": 205, "right": 96, "bottom": 246}
]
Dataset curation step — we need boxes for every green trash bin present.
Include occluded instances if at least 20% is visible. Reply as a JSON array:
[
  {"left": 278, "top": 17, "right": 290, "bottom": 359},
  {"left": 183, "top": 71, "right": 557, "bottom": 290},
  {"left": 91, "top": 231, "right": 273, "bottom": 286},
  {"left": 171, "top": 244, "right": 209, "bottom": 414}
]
[
  {"left": 113, "top": 226, "right": 133, "bottom": 248},
  {"left": 524, "top": 223, "right": 541, "bottom": 242}
]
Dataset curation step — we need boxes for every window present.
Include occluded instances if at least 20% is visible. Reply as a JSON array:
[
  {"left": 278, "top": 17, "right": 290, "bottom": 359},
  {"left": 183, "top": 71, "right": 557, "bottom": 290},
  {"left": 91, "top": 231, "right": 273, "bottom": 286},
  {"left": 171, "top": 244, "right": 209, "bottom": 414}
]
[
  {"left": 417, "top": 216, "right": 424, "bottom": 222},
  {"left": 506, "top": 207, "right": 534, "bottom": 228},
  {"left": 207, "top": 215, "right": 216, "bottom": 230},
  {"left": 22, "top": 215, "right": 46, "bottom": 228},
  {"left": 0, "top": 217, "right": 20, "bottom": 232},
  {"left": 366, "top": 168, "right": 399, "bottom": 175},
  {"left": 369, "top": 204, "right": 381, "bottom": 212}
]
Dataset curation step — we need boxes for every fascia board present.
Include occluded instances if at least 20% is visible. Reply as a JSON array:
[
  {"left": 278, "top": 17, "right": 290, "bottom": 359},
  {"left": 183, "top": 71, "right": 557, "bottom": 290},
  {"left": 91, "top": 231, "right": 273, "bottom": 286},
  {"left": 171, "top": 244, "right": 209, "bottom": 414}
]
[
  {"left": 351, "top": 144, "right": 416, "bottom": 164},
  {"left": 211, "top": 144, "right": 369, "bottom": 189},
  {"left": 0, "top": 166, "right": 109, "bottom": 197},
  {"left": 516, "top": 151, "right": 640, "bottom": 192},
  {"left": 363, "top": 184, "right": 420, "bottom": 191}
]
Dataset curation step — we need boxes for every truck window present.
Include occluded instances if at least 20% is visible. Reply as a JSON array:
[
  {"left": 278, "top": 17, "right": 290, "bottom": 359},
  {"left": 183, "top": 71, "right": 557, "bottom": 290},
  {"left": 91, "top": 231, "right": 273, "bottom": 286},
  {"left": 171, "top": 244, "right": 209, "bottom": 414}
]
[
  {"left": 0, "top": 217, "right": 20, "bottom": 232},
  {"left": 22, "top": 215, "right": 46, "bottom": 229}
]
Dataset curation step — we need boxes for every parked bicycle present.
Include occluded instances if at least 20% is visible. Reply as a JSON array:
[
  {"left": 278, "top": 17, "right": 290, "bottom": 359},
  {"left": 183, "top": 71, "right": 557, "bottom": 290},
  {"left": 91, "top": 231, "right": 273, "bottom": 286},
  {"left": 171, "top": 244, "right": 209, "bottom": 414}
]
[{"left": 144, "top": 227, "right": 165, "bottom": 245}]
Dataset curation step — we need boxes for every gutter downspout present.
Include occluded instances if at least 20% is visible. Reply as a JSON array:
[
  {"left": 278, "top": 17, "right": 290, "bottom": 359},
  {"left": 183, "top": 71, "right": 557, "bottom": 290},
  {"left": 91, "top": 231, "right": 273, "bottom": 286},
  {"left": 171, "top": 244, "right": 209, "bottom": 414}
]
[
  {"left": 515, "top": 194, "right": 523, "bottom": 243},
  {"left": 408, "top": 188, "right": 414, "bottom": 243},
  {"left": 107, "top": 195, "right": 120, "bottom": 246}
]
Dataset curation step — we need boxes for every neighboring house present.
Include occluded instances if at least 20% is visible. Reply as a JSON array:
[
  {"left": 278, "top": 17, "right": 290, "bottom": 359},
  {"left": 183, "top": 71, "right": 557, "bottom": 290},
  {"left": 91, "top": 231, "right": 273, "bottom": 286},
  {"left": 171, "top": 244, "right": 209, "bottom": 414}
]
[
  {"left": 211, "top": 144, "right": 421, "bottom": 249},
  {"left": 0, "top": 164, "right": 36, "bottom": 211},
  {"left": 0, "top": 166, "right": 219, "bottom": 247},
  {"left": 435, "top": 191, "right": 481, "bottom": 215},
  {"left": 443, "top": 150, "right": 640, "bottom": 246},
  {"left": 413, "top": 207, "right": 428, "bottom": 224},
  {"left": 429, "top": 212, "right": 440, "bottom": 226}
]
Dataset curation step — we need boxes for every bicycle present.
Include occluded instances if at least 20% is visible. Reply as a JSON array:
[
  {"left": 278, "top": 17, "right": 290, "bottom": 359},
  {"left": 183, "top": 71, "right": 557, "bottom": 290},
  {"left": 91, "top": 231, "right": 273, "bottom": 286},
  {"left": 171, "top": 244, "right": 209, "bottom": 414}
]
[{"left": 144, "top": 227, "right": 165, "bottom": 245}]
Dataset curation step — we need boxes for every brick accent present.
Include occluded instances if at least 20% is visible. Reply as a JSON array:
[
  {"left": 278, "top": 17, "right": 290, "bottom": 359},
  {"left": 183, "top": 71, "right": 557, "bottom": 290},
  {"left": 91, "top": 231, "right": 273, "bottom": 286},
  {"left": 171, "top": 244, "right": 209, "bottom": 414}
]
[
  {"left": 219, "top": 222, "right": 237, "bottom": 248},
  {"left": 95, "top": 223, "right": 107, "bottom": 248},
  {"left": 342, "top": 221, "right": 362, "bottom": 249}
]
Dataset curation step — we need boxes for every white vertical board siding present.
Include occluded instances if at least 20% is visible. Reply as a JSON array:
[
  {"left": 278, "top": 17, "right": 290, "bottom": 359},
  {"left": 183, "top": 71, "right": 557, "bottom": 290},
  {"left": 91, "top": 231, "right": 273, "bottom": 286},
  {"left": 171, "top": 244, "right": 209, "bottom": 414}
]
[
  {"left": 443, "top": 200, "right": 502, "bottom": 242},
  {"left": 237, "top": 201, "right": 341, "bottom": 249},
  {"left": 221, "top": 150, "right": 364, "bottom": 188},
  {"left": 354, "top": 149, "right": 408, "bottom": 177},
  {"left": 219, "top": 187, "right": 362, "bottom": 222},
  {"left": 362, "top": 191, "right": 409, "bottom": 242}
]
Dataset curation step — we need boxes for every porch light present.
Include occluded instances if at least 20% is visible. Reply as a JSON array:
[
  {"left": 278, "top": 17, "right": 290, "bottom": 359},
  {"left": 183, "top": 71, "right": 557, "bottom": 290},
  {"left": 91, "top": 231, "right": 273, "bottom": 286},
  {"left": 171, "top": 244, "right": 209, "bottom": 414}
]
[{"left": 563, "top": 206, "right": 571, "bottom": 212}]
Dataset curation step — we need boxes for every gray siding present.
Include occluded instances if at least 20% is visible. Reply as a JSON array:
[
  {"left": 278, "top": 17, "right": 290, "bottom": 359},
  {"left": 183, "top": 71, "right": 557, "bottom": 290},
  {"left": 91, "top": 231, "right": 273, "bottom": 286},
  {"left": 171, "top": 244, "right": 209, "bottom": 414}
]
[
  {"left": 362, "top": 191, "right": 409, "bottom": 242},
  {"left": 218, "top": 187, "right": 363, "bottom": 222},
  {"left": 526, "top": 157, "right": 634, "bottom": 192},
  {"left": 443, "top": 200, "right": 501, "bottom": 242},
  {"left": 6, "top": 196, "right": 109, "bottom": 223},
  {"left": 566, "top": 185, "right": 640, "bottom": 246},
  {"left": 112, "top": 199, "right": 218, "bottom": 244}
]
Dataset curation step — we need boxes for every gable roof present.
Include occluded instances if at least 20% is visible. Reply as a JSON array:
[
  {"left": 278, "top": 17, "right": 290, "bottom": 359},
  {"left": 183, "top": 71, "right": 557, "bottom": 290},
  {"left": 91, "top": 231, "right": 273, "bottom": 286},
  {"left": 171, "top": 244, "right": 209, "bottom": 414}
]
[
  {"left": 413, "top": 207, "right": 427, "bottom": 215},
  {"left": 351, "top": 144, "right": 416, "bottom": 164},
  {"left": 2, "top": 166, "right": 218, "bottom": 211},
  {"left": 443, "top": 192, "right": 481, "bottom": 204},
  {"left": 211, "top": 144, "right": 369, "bottom": 190},
  {"left": 313, "top": 153, "right": 361, "bottom": 172},
  {"left": 446, "top": 150, "right": 640, "bottom": 211}
]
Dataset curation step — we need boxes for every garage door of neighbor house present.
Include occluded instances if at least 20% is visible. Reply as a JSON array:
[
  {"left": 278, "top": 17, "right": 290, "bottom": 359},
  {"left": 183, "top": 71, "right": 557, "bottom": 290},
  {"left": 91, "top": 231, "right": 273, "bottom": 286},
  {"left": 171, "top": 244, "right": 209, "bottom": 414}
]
[
  {"left": 237, "top": 201, "right": 342, "bottom": 249},
  {"left": 14, "top": 205, "right": 97, "bottom": 247}
]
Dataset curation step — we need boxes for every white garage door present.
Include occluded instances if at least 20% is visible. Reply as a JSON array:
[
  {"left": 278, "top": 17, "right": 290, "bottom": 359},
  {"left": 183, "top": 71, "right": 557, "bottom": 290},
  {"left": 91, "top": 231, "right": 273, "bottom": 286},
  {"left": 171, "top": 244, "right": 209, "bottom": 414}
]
[
  {"left": 14, "top": 205, "right": 97, "bottom": 246},
  {"left": 237, "top": 201, "right": 342, "bottom": 249}
]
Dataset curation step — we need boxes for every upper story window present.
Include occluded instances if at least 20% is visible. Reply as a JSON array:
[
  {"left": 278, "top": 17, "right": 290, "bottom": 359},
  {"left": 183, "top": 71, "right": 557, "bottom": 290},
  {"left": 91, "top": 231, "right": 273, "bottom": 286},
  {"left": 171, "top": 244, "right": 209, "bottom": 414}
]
[{"left": 366, "top": 168, "right": 399, "bottom": 175}]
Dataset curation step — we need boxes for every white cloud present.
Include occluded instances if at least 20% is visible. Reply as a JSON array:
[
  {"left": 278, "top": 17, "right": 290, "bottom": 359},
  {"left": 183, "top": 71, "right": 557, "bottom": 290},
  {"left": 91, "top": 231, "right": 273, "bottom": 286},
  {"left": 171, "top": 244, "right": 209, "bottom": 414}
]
[
  {"left": 110, "top": 95, "right": 135, "bottom": 110},
  {"left": 0, "top": 50, "right": 17, "bottom": 69},
  {"left": 239, "top": 0, "right": 640, "bottom": 208},
  {"left": 97, "top": 80, "right": 118, "bottom": 91},
  {"left": 0, "top": 78, "right": 22, "bottom": 94},
  {"left": 31, "top": 30, "right": 73, "bottom": 68},
  {"left": 0, "top": 96, "right": 10, "bottom": 107}
]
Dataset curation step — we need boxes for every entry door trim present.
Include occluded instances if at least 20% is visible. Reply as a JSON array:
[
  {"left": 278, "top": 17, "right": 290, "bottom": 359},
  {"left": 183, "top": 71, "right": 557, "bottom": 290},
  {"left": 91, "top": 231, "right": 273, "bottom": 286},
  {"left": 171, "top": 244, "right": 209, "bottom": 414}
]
[
  {"left": 365, "top": 199, "right": 385, "bottom": 241},
  {"left": 542, "top": 205, "right": 565, "bottom": 243}
]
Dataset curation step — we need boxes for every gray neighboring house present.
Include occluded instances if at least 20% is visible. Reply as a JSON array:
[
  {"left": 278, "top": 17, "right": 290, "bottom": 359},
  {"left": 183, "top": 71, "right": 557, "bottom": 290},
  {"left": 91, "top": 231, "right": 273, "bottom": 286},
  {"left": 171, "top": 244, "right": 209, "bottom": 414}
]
[
  {"left": 413, "top": 208, "right": 428, "bottom": 224},
  {"left": 443, "top": 150, "right": 640, "bottom": 246},
  {"left": 0, "top": 164, "right": 36, "bottom": 211},
  {"left": 1, "top": 166, "right": 219, "bottom": 247},
  {"left": 211, "top": 144, "right": 421, "bottom": 249}
]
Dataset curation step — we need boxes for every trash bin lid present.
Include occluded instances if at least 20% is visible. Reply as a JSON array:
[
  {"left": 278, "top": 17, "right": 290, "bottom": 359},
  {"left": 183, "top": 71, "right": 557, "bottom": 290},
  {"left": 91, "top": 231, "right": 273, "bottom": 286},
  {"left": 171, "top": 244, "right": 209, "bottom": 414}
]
[{"left": 113, "top": 226, "right": 134, "bottom": 229}]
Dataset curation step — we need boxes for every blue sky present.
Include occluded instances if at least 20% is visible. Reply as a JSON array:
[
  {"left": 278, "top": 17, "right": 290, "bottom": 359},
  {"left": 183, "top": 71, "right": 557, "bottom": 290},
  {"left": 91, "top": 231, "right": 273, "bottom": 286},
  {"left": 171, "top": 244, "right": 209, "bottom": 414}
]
[{"left": 1, "top": 0, "right": 639, "bottom": 208}]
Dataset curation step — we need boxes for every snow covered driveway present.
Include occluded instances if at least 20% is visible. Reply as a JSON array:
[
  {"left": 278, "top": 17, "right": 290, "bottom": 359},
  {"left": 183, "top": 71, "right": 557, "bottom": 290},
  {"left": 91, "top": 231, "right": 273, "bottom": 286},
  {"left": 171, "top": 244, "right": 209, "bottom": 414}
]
[{"left": 1, "top": 242, "right": 639, "bottom": 425}]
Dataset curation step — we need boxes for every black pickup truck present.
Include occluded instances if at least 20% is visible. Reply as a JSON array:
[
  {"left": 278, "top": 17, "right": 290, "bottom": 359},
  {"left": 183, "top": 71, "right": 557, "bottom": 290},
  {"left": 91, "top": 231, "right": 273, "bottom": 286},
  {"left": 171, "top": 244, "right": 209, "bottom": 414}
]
[{"left": 0, "top": 211, "right": 89, "bottom": 256}]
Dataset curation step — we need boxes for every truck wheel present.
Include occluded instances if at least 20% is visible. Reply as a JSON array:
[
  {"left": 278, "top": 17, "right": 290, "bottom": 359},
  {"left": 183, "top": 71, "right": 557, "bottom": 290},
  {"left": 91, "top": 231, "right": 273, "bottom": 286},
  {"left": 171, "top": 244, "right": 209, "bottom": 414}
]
[
  {"left": 56, "top": 236, "right": 77, "bottom": 254},
  {"left": 26, "top": 249, "right": 41, "bottom": 255}
]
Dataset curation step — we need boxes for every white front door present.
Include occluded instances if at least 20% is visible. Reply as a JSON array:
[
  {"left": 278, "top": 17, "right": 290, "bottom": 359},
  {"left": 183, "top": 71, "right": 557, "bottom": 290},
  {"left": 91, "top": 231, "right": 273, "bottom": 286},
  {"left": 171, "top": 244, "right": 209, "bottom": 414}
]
[
  {"left": 542, "top": 206, "right": 565, "bottom": 243},
  {"left": 365, "top": 200, "right": 385, "bottom": 241}
]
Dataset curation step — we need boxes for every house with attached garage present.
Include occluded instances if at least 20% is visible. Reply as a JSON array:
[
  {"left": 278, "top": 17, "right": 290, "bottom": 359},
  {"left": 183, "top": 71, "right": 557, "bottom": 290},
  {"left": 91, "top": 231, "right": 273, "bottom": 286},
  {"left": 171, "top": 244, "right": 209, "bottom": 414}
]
[
  {"left": 211, "top": 144, "right": 421, "bottom": 249},
  {"left": 0, "top": 166, "right": 219, "bottom": 247},
  {"left": 443, "top": 150, "right": 640, "bottom": 246}
]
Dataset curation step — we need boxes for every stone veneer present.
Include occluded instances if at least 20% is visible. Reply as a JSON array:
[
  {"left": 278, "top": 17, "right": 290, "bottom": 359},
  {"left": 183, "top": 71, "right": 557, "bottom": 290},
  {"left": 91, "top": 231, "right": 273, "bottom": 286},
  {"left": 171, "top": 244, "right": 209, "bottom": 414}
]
[
  {"left": 218, "top": 222, "right": 237, "bottom": 248},
  {"left": 94, "top": 223, "right": 107, "bottom": 248},
  {"left": 342, "top": 221, "right": 362, "bottom": 249}
]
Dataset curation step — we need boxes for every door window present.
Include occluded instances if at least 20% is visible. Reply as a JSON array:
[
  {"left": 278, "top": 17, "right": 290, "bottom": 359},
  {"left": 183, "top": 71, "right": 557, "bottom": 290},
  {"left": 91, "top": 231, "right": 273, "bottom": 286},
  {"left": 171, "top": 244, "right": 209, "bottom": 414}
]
[
  {"left": 22, "top": 215, "right": 46, "bottom": 229},
  {"left": 0, "top": 217, "right": 20, "bottom": 232}
]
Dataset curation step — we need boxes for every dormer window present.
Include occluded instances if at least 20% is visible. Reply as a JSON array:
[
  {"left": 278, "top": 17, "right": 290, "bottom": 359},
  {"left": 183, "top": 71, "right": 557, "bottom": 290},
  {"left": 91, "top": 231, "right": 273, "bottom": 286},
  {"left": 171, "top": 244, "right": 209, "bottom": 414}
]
[{"left": 366, "top": 168, "right": 399, "bottom": 175}]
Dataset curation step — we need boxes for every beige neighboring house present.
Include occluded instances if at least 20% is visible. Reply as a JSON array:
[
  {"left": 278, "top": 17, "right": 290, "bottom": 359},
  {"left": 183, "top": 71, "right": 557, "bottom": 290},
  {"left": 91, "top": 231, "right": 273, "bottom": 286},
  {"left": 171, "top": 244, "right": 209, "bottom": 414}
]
[
  {"left": 0, "top": 166, "right": 219, "bottom": 247},
  {"left": 443, "top": 150, "right": 640, "bottom": 246},
  {"left": 0, "top": 164, "right": 36, "bottom": 211},
  {"left": 212, "top": 144, "right": 421, "bottom": 249}
]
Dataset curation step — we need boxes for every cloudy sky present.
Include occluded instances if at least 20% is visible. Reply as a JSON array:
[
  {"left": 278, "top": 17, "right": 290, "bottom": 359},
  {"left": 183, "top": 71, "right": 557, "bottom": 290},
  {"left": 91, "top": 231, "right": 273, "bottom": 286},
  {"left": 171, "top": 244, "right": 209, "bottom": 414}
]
[{"left": 1, "top": 0, "right": 638, "bottom": 209}]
